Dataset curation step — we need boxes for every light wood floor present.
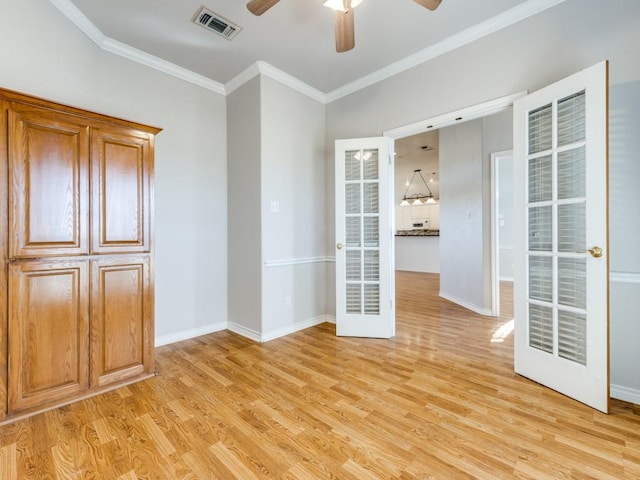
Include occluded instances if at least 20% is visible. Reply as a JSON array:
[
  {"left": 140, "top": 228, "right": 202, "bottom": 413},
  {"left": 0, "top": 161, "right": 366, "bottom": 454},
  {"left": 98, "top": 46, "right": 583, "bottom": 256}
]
[{"left": 1, "top": 272, "right": 639, "bottom": 479}]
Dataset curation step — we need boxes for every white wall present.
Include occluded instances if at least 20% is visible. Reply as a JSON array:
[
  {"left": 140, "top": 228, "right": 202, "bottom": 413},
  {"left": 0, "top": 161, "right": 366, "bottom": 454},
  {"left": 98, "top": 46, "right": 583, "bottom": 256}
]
[
  {"left": 609, "top": 78, "right": 640, "bottom": 402},
  {"left": 227, "top": 77, "right": 263, "bottom": 335},
  {"left": 482, "top": 110, "right": 515, "bottom": 296},
  {"left": 326, "top": 0, "right": 640, "bottom": 399},
  {"left": 0, "top": 0, "right": 228, "bottom": 345},
  {"left": 439, "top": 119, "right": 486, "bottom": 312},
  {"left": 260, "top": 76, "right": 328, "bottom": 337},
  {"left": 433, "top": 113, "right": 511, "bottom": 313}
]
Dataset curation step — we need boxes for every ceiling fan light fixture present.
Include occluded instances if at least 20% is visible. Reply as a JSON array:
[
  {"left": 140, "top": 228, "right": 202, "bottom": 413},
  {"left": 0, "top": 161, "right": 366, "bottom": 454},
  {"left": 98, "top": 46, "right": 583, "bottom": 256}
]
[{"left": 324, "top": 0, "right": 364, "bottom": 11}]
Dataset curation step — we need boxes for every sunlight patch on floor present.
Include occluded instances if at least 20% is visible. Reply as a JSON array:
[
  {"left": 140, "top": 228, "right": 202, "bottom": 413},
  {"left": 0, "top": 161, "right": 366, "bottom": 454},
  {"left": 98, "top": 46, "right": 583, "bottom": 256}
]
[{"left": 491, "top": 319, "right": 514, "bottom": 343}]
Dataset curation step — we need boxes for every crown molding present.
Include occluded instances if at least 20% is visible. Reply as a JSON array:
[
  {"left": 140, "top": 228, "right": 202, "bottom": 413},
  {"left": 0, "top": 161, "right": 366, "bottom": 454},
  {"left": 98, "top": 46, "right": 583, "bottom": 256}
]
[
  {"left": 50, "top": 0, "right": 568, "bottom": 102},
  {"left": 48, "top": 0, "right": 225, "bottom": 95},
  {"left": 102, "top": 38, "right": 225, "bottom": 95},
  {"left": 225, "top": 61, "right": 326, "bottom": 103},
  {"left": 255, "top": 61, "right": 326, "bottom": 103},
  {"left": 49, "top": 0, "right": 105, "bottom": 46},
  {"left": 325, "top": 0, "right": 570, "bottom": 102},
  {"left": 225, "top": 63, "right": 262, "bottom": 95}
]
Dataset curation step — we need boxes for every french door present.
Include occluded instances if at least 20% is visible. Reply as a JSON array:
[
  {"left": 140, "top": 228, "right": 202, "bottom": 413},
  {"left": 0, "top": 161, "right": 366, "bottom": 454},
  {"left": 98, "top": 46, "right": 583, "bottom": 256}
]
[
  {"left": 335, "top": 137, "right": 395, "bottom": 338},
  {"left": 513, "top": 61, "right": 609, "bottom": 412}
]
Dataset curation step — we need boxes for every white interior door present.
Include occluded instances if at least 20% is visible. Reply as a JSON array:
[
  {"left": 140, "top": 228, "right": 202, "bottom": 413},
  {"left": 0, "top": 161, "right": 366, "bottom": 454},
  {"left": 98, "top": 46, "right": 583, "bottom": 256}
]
[
  {"left": 335, "top": 137, "right": 395, "bottom": 338},
  {"left": 513, "top": 61, "right": 609, "bottom": 413}
]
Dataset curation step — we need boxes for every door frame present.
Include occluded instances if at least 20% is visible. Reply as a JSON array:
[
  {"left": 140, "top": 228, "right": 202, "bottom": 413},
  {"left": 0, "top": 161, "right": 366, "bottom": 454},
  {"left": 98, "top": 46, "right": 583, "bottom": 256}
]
[
  {"left": 383, "top": 92, "right": 526, "bottom": 316},
  {"left": 490, "top": 149, "right": 514, "bottom": 317}
]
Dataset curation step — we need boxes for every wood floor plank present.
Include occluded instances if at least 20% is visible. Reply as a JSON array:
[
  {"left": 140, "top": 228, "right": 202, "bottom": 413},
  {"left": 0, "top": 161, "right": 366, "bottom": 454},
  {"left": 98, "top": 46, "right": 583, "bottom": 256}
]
[
  {"left": 0, "top": 272, "right": 638, "bottom": 478},
  {"left": 209, "top": 441, "right": 261, "bottom": 480},
  {"left": 0, "top": 442, "right": 17, "bottom": 480}
]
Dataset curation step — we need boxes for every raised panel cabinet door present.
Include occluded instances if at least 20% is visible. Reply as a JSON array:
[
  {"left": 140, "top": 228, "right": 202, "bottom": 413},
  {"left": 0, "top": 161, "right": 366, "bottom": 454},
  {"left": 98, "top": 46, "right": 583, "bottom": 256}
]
[
  {"left": 91, "top": 127, "right": 153, "bottom": 254},
  {"left": 90, "top": 256, "right": 153, "bottom": 387},
  {"left": 8, "top": 105, "right": 89, "bottom": 258},
  {"left": 8, "top": 260, "right": 89, "bottom": 412}
]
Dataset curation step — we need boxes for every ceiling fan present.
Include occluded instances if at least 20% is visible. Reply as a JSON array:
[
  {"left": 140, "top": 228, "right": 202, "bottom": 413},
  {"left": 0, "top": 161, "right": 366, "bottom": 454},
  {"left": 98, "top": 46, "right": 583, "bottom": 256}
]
[{"left": 246, "top": 0, "right": 443, "bottom": 53}]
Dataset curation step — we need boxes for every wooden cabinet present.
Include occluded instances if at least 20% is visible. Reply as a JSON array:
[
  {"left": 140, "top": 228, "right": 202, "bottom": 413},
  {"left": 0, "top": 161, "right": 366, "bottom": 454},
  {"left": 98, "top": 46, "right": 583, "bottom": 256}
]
[
  {"left": 90, "top": 256, "right": 153, "bottom": 388},
  {"left": 0, "top": 88, "right": 160, "bottom": 422},
  {"left": 91, "top": 127, "right": 152, "bottom": 254},
  {"left": 8, "top": 260, "right": 89, "bottom": 411},
  {"left": 8, "top": 105, "right": 89, "bottom": 257}
]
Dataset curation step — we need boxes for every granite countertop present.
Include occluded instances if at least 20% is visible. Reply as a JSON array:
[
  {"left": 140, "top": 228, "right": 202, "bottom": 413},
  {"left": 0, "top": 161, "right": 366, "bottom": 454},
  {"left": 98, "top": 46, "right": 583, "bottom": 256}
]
[{"left": 396, "top": 229, "right": 440, "bottom": 237}]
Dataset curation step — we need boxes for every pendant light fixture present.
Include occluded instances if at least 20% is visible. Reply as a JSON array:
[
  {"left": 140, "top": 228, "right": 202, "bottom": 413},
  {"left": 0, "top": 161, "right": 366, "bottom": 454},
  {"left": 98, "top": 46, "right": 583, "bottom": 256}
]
[{"left": 400, "top": 169, "right": 437, "bottom": 206}]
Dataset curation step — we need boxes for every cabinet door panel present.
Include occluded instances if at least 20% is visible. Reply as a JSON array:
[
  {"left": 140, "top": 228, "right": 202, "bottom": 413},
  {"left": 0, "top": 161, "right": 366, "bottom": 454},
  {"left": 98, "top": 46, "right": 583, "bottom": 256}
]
[
  {"left": 8, "top": 260, "right": 89, "bottom": 412},
  {"left": 91, "top": 257, "right": 153, "bottom": 387},
  {"left": 91, "top": 128, "right": 151, "bottom": 253},
  {"left": 9, "top": 106, "right": 89, "bottom": 257}
]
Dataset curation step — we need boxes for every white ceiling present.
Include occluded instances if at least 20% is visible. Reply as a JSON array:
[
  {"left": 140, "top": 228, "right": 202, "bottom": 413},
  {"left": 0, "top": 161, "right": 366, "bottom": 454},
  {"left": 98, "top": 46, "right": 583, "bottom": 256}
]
[{"left": 66, "top": 0, "right": 540, "bottom": 94}]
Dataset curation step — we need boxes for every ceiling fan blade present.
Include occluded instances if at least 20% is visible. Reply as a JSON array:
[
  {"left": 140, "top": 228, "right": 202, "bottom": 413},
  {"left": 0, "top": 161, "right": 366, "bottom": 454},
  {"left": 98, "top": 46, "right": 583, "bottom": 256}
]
[
  {"left": 246, "top": 0, "right": 280, "bottom": 16},
  {"left": 334, "top": 7, "right": 355, "bottom": 52},
  {"left": 414, "top": 0, "right": 442, "bottom": 11}
]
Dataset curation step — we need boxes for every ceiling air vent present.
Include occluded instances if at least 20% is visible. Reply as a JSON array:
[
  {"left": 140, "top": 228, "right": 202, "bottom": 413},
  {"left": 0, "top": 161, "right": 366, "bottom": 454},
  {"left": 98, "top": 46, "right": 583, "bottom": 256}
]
[{"left": 192, "top": 7, "right": 241, "bottom": 40}]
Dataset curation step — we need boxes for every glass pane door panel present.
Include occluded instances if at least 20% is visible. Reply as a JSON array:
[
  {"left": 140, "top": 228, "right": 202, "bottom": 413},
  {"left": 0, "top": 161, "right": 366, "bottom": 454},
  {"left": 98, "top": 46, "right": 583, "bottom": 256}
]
[
  {"left": 528, "top": 155, "right": 552, "bottom": 202},
  {"left": 363, "top": 217, "right": 379, "bottom": 247},
  {"left": 529, "top": 256, "right": 552, "bottom": 302},
  {"left": 364, "top": 250, "right": 380, "bottom": 281},
  {"left": 346, "top": 217, "right": 361, "bottom": 247},
  {"left": 558, "top": 257, "right": 586, "bottom": 309},
  {"left": 529, "top": 304, "right": 553, "bottom": 353},
  {"left": 343, "top": 147, "right": 381, "bottom": 316},
  {"left": 526, "top": 83, "right": 589, "bottom": 364},
  {"left": 364, "top": 284, "right": 380, "bottom": 314},
  {"left": 346, "top": 284, "right": 361, "bottom": 314},
  {"left": 557, "top": 92, "right": 586, "bottom": 146},
  {"left": 529, "top": 206, "right": 552, "bottom": 251},
  {"left": 558, "top": 203, "right": 586, "bottom": 252},
  {"left": 528, "top": 104, "right": 553, "bottom": 154},
  {"left": 558, "top": 147, "right": 586, "bottom": 199},
  {"left": 363, "top": 150, "right": 378, "bottom": 180},
  {"left": 363, "top": 184, "right": 379, "bottom": 214},
  {"left": 346, "top": 251, "right": 361, "bottom": 281},
  {"left": 558, "top": 310, "right": 587, "bottom": 365},
  {"left": 346, "top": 184, "right": 361, "bottom": 214},
  {"left": 345, "top": 150, "right": 361, "bottom": 181}
]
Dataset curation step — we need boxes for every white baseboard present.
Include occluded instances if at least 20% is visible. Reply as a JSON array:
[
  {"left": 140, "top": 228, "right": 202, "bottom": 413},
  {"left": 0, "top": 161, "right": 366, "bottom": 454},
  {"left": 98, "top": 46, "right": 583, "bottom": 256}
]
[
  {"left": 227, "top": 322, "right": 262, "bottom": 343},
  {"left": 157, "top": 316, "right": 336, "bottom": 347},
  {"left": 439, "top": 291, "right": 493, "bottom": 316},
  {"left": 261, "top": 315, "right": 332, "bottom": 343},
  {"left": 264, "top": 256, "right": 334, "bottom": 268},
  {"left": 154, "top": 322, "right": 227, "bottom": 347},
  {"left": 611, "top": 384, "right": 640, "bottom": 405},
  {"left": 499, "top": 276, "right": 514, "bottom": 282}
]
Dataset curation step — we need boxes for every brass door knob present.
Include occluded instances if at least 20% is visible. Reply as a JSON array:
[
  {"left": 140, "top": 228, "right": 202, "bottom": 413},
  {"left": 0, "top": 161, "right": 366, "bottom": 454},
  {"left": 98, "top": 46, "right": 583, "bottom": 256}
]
[
  {"left": 588, "top": 246, "right": 603, "bottom": 258},
  {"left": 336, "top": 243, "right": 344, "bottom": 250}
]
